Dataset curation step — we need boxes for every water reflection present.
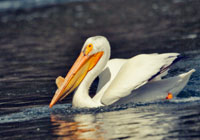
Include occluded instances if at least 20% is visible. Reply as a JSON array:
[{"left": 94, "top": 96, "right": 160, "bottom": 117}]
[
  {"left": 51, "top": 114, "right": 103, "bottom": 140},
  {"left": 50, "top": 106, "right": 179, "bottom": 140}
]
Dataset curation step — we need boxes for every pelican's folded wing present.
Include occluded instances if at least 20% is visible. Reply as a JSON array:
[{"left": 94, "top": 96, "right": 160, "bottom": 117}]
[{"left": 101, "top": 53, "right": 180, "bottom": 105}]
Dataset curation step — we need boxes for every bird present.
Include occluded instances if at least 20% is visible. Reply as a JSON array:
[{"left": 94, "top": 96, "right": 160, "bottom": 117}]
[{"left": 49, "top": 36, "right": 195, "bottom": 108}]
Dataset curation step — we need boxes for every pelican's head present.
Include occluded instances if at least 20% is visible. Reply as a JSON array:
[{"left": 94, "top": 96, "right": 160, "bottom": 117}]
[
  {"left": 49, "top": 36, "right": 110, "bottom": 108},
  {"left": 82, "top": 36, "right": 110, "bottom": 56}
]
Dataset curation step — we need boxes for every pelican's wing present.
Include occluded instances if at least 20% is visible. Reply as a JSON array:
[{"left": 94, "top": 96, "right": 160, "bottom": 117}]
[{"left": 101, "top": 53, "right": 180, "bottom": 105}]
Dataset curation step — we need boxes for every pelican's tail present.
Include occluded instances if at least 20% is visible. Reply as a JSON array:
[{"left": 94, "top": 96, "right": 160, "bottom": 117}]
[
  {"left": 168, "top": 69, "right": 195, "bottom": 96},
  {"left": 179, "top": 69, "right": 196, "bottom": 78}
]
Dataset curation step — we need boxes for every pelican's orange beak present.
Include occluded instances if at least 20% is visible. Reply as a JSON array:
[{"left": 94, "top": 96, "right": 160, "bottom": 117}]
[{"left": 49, "top": 49, "right": 103, "bottom": 108}]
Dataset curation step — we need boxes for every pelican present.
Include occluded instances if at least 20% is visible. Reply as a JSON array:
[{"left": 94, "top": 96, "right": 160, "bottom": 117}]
[{"left": 49, "top": 36, "right": 195, "bottom": 108}]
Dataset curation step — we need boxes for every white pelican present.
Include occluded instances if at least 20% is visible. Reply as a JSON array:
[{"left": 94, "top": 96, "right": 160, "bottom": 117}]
[{"left": 49, "top": 36, "right": 195, "bottom": 108}]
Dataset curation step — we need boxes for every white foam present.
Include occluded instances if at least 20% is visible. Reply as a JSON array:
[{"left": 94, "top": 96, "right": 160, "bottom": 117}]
[{"left": 170, "top": 97, "right": 200, "bottom": 103}]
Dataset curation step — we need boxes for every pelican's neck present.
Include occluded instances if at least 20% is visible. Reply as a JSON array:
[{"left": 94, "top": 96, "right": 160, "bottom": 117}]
[
  {"left": 73, "top": 71, "right": 100, "bottom": 108},
  {"left": 72, "top": 45, "right": 110, "bottom": 108}
]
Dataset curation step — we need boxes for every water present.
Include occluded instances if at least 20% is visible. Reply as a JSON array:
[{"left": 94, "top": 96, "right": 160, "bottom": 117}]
[
  {"left": 0, "top": 0, "right": 90, "bottom": 12},
  {"left": 0, "top": 0, "right": 200, "bottom": 139}
]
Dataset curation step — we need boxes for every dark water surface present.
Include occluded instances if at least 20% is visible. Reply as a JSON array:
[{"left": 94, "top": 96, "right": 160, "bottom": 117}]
[{"left": 0, "top": 0, "right": 200, "bottom": 139}]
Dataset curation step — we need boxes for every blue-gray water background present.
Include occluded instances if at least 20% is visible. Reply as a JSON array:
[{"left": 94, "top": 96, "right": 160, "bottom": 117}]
[{"left": 0, "top": 0, "right": 200, "bottom": 139}]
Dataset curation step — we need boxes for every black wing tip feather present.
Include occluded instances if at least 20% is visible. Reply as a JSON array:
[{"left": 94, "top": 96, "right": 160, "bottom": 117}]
[
  {"left": 172, "top": 54, "right": 185, "bottom": 65},
  {"left": 148, "top": 53, "right": 184, "bottom": 81}
]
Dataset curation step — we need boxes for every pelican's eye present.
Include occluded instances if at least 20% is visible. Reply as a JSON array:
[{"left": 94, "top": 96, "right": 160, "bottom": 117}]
[{"left": 84, "top": 43, "right": 93, "bottom": 55}]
